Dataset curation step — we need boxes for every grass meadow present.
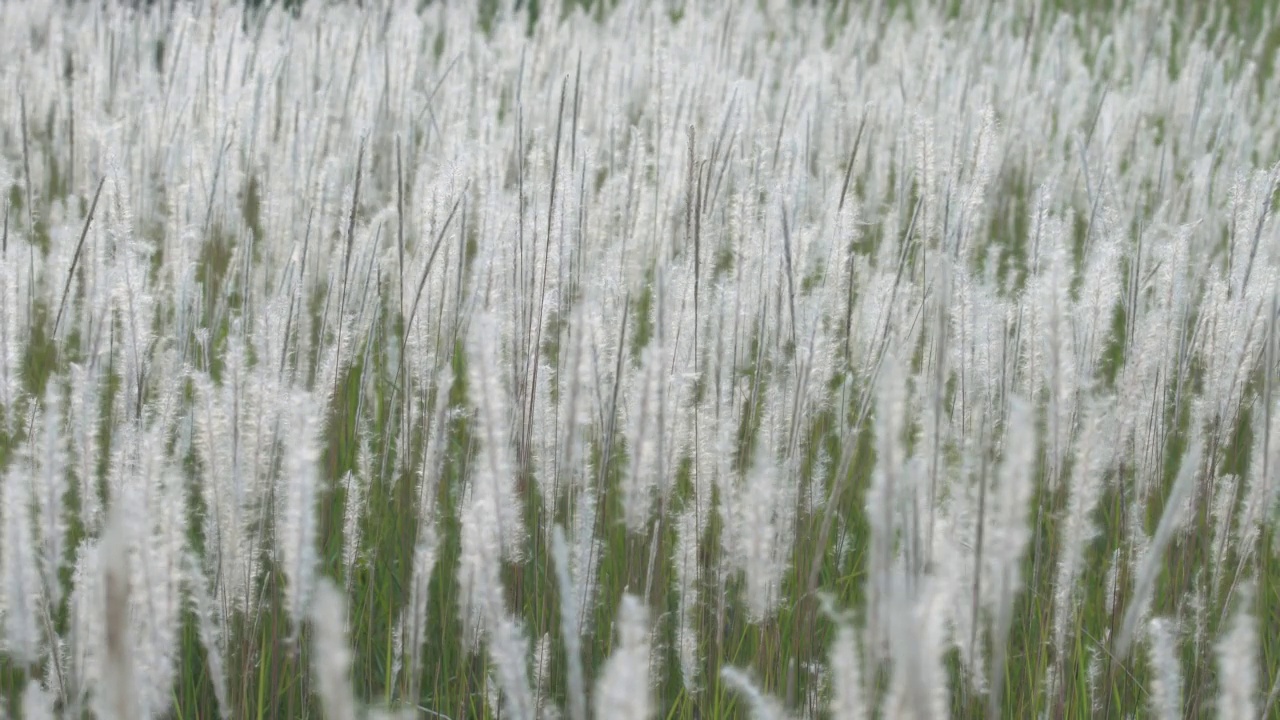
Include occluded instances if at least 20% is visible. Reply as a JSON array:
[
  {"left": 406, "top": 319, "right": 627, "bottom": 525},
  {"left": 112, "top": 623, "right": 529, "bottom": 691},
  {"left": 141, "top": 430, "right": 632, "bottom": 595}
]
[{"left": 2, "top": 0, "right": 1280, "bottom": 717}]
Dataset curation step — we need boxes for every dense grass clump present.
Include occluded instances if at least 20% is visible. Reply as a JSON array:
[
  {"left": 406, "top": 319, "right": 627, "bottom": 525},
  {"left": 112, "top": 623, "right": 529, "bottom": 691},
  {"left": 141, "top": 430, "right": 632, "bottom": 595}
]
[{"left": 1, "top": 0, "right": 1280, "bottom": 718}]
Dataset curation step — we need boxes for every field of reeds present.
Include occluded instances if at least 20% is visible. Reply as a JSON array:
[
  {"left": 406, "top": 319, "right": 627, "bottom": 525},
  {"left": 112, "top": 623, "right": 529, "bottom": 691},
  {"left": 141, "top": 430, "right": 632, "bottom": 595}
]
[{"left": 1, "top": 0, "right": 1279, "bottom": 717}]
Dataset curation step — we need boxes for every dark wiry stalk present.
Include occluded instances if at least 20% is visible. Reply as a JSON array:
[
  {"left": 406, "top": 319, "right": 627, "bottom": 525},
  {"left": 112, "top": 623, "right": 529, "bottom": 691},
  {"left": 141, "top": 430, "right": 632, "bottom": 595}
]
[
  {"left": 333, "top": 137, "right": 366, "bottom": 411},
  {"left": 399, "top": 185, "right": 468, "bottom": 369},
  {"left": 279, "top": 207, "right": 314, "bottom": 380},
  {"left": 53, "top": 177, "right": 107, "bottom": 342},
  {"left": 585, "top": 293, "right": 630, "bottom": 634},
  {"left": 396, "top": 135, "right": 409, "bottom": 474},
  {"left": 522, "top": 77, "right": 568, "bottom": 482},
  {"left": 21, "top": 93, "right": 35, "bottom": 334},
  {"left": 780, "top": 201, "right": 798, "bottom": 351}
]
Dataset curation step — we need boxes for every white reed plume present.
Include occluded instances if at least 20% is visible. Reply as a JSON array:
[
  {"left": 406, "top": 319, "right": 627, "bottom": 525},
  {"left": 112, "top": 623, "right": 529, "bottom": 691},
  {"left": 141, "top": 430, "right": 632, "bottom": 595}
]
[
  {"left": 105, "top": 162, "right": 154, "bottom": 428},
  {"left": 191, "top": 360, "right": 259, "bottom": 617},
  {"left": 65, "top": 539, "right": 102, "bottom": 714},
  {"left": 552, "top": 526, "right": 586, "bottom": 720},
  {"left": 465, "top": 311, "right": 526, "bottom": 563},
  {"left": 184, "top": 553, "right": 230, "bottom": 720},
  {"left": 1027, "top": 196, "right": 1077, "bottom": 491},
  {"left": 0, "top": 236, "right": 23, "bottom": 432},
  {"left": 1116, "top": 437, "right": 1201, "bottom": 659},
  {"left": 457, "top": 442, "right": 509, "bottom": 644},
  {"left": 117, "top": 422, "right": 189, "bottom": 718},
  {"left": 1051, "top": 399, "right": 1114, "bottom": 663},
  {"left": 533, "top": 632, "right": 553, "bottom": 718},
  {"left": 1216, "top": 588, "right": 1257, "bottom": 719},
  {"left": 866, "top": 346, "right": 907, "bottom": 658},
  {"left": 733, "top": 438, "right": 791, "bottom": 623},
  {"left": 827, "top": 625, "right": 866, "bottom": 720},
  {"left": 396, "top": 519, "right": 439, "bottom": 700},
  {"left": 69, "top": 362, "right": 103, "bottom": 532},
  {"left": 487, "top": 609, "right": 535, "bottom": 719},
  {"left": 456, "top": 427, "right": 535, "bottom": 717},
  {"left": 1209, "top": 472, "right": 1240, "bottom": 594},
  {"left": 554, "top": 300, "right": 600, "bottom": 498},
  {"left": 341, "top": 426, "right": 372, "bottom": 588},
  {"left": 883, "top": 565, "right": 952, "bottom": 720},
  {"left": 1146, "top": 618, "right": 1184, "bottom": 720},
  {"left": 95, "top": 507, "right": 138, "bottom": 720},
  {"left": 594, "top": 595, "right": 653, "bottom": 720},
  {"left": 672, "top": 505, "right": 701, "bottom": 692},
  {"left": 987, "top": 396, "right": 1036, "bottom": 638},
  {"left": 719, "top": 666, "right": 788, "bottom": 720},
  {"left": 1, "top": 463, "right": 41, "bottom": 666},
  {"left": 1235, "top": 392, "right": 1280, "bottom": 577},
  {"left": 623, "top": 322, "right": 667, "bottom": 535},
  {"left": 34, "top": 383, "right": 68, "bottom": 611},
  {"left": 22, "top": 678, "right": 55, "bottom": 720},
  {"left": 278, "top": 389, "right": 322, "bottom": 631},
  {"left": 312, "top": 578, "right": 358, "bottom": 720},
  {"left": 569, "top": 485, "right": 601, "bottom": 638}
]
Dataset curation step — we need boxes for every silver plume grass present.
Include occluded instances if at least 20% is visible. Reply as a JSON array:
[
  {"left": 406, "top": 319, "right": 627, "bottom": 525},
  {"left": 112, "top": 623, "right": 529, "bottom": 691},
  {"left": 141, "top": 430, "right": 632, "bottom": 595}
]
[
  {"left": 278, "top": 390, "right": 322, "bottom": 631},
  {"left": 595, "top": 595, "right": 653, "bottom": 720}
]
